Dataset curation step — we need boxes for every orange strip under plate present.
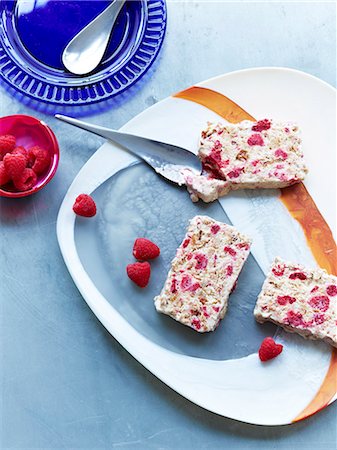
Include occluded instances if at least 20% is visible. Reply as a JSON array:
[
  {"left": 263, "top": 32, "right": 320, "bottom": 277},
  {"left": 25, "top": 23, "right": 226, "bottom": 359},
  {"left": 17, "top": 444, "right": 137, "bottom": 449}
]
[{"left": 174, "top": 86, "right": 337, "bottom": 423}]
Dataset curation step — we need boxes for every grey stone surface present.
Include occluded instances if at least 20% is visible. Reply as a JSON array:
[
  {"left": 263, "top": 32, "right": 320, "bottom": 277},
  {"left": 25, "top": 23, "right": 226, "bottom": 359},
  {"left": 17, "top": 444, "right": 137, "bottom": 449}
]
[{"left": 1, "top": 1, "right": 336, "bottom": 449}]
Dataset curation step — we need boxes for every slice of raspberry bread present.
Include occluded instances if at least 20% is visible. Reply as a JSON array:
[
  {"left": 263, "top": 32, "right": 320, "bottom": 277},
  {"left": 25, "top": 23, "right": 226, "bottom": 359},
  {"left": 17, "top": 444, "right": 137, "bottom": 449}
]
[
  {"left": 254, "top": 257, "right": 337, "bottom": 347},
  {"left": 154, "top": 215, "right": 251, "bottom": 332}
]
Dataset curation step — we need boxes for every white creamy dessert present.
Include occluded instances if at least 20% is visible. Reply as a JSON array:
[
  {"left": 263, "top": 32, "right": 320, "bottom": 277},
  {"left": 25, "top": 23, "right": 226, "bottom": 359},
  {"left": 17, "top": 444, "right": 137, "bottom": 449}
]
[
  {"left": 184, "top": 119, "right": 308, "bottom": 202},
  {"left": 154, "top": 215, "right": 251, "bottom": 332},
  {"left": 182, "top": 169, "right": 230, "bottom": 203},
  {"left": 254, "top": 257, "right": 337, "bottom": 347}
]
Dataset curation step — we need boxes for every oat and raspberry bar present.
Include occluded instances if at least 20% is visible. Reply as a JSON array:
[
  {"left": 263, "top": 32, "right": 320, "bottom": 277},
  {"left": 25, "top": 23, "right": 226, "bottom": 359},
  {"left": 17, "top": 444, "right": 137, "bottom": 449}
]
[
  {"left": 154, "top": 215, "right": 251, "bottom": 332},
  {"left": 254, "top": 257, "right": 337, "bottom": 347},
  {"left": 184, "top": 119, "right": 308, "bottom": 202}
]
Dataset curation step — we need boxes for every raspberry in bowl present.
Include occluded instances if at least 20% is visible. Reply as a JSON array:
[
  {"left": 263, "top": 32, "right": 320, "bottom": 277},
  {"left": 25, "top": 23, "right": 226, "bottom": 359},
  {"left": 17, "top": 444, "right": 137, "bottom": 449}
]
[{"left": 0, "top": 115, "right": 59, "bottom": 198}]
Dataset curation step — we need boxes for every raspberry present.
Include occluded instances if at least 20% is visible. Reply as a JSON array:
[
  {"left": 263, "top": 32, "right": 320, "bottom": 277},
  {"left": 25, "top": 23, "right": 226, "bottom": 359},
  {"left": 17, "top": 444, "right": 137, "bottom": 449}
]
[
  {"left": 191, "top": 318, "right": 201, "bottom": 330},
  {"left": 277, "top": 295, "right": 296, "bottom": 305},
  {"left": 224, "top": 246, "right": 237, "bottom": 257},
  {"left": 252, "top": 119, "right": 271, "bottom": 132},
  {"left": 289, "top": 272, "right": 307, "bottom": 280},
  {"left": 182, "top": 238, "right": 190, "bottom": 248},
  {"left": 314, "top": 313, "right": 325, "bottom": 325},
  {"left": 286, "top": 310, "right": 304, "bottom": 327},
  {"left": 12, "top": 146, "right": 28, "bottom": 163},
  {"left": 3, "top": 153, "right": 27, "bottom": 179},
  {"left": 258, "top": 337, "right": 283, "bottom": 362},
  {"left": 308, "top": 295, "right": 330, "bottom": 312},
  {"left": 226, "top": 167, "right": 244, "bottom": 178},
  {"left": 170, "top": 278, "right": 178, "bottom": 293},
  {"left": 28, "top": 146, "right": 51, "bottom": 174},
  {"left": 211, "top": 224, "right": 220, "bottom": 234},
  {"left": 247, "top": 134, "right": 264, "bottom": 146},
  {"left": 0, "top": 161, "right": 10, "bottom": 186},
  {"left": 275, "top": 149, "right": 288, "bottom": 160},
  {"left": 180, "top": 275, "right": 200, "bottom": 292},
  {"left": 126, "top": 262, "right": 151, "bottom": 288},
  {"left": 272, "top": 265, "right": 285, "bottom": 276},
  {"left": 226, "top": 265, "right": 233, "bottom": 276},
  {"left": 13, "top": 168, "right": 37, "bottom": 191},
  {"left": 327, "top": 285, "right": 337, "bottom": 297},
  {"left": 132, "top": 238, "right": 160, "bottom": 260},
  {"left": 236, "top": 242, "right": 250, "bottom": 250},
  {"left": 251, "top": 159, "right": 260, "bottom": 167},
  {"left": 73, "top": 194, "right": 97, "bottom": 217},
  {"left": 194, "top": 253, "right": 208, "bottom": 270},
  {"left": 0, "top": 135, "right": 16, "bottom": 159},
  {"left": 202, "top": 306, "right": 210, "bottom": 318}
]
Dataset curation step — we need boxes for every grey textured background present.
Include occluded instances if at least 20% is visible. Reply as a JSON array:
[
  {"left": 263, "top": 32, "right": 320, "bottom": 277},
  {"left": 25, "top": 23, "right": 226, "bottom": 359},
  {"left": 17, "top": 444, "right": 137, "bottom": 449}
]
[{"left": 1, "top": 1, "right": 336, "bottom": 449}]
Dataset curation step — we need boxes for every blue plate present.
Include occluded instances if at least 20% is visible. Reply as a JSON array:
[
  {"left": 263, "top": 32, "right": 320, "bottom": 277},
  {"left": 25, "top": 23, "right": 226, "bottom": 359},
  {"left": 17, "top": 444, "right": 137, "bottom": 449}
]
[{"left": 0, "top": 0, "right": 166, "bottom": 106}]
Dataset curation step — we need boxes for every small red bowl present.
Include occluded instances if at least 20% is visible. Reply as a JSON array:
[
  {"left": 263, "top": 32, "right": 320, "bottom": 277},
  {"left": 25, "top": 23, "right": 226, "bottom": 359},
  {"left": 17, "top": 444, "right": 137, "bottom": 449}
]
[{"left": 0, "top": 114, "right": 59, "bottom": 198}]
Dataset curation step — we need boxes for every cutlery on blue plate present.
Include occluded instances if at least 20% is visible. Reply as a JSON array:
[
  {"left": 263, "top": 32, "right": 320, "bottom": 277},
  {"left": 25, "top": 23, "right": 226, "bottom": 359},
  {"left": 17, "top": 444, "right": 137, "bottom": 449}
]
[{"left": 62, "top": 0, "right": 126, "bottom": 75}]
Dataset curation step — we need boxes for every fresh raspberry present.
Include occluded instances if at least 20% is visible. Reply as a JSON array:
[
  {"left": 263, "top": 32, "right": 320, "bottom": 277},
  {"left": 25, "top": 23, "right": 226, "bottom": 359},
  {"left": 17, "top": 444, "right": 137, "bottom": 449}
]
[
  {"left": 28, "top": 146, "right": 51, "bottom": 174},
  {"left": 194, "top": 253, "right": 208, "bottom": 270},
  {"left": 247, "top": 134, "right": 264, "bottom": 146},
  {"left": 258, "top": 337, "right": 283, "bottom": 362},
  {"left": 0, "top": 161, "right": 10, "bottom": 186},
  {"left": 132, "top": 238, "right": 160, "bottom": 260},
  {"left": 252, "top": 119, "right": 271, "bottom": 132},
  {"left": 13, "top": 168, "right": 37, "bottom": 191},
  {"left": 3, "top": 153, "right": 27, "bottom": 179},
  {"left": 327, "top": 285, "right": 337, "bottom": 297},
  {"left": 224, "top": 246, "right": 237, "bottom": 257},
  {"left": 73, "top": 194, "right": 97, "bottom": 217},
  {"left": 0, "top": 135, "right": 16, "bottom": 159},
  {"left": 211, "top": 224, "right": 220, "bottom": 234},
  {"left": 277, "top": 295, "right": 296, "bottom": 305},
  {"left": 289, "top": 272, "right": 307, "bottom": 280},
  {"left": 126, "top": 262, "right": 151, "bottom": 288},
  {"left": 275, "top": 149, "right": 288, "bottom": 160},
  {"left": 308, "top": 295, "right": 330, "bottom": 312},
  {"left": 12, "top": 146, "right": 28, "bottom": 163}
]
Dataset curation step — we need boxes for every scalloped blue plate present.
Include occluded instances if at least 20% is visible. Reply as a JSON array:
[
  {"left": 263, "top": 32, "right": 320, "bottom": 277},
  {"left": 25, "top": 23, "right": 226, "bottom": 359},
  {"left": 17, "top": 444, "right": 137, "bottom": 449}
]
[{"left": 0, "top": 0, "right": 166, "bottom": 106}]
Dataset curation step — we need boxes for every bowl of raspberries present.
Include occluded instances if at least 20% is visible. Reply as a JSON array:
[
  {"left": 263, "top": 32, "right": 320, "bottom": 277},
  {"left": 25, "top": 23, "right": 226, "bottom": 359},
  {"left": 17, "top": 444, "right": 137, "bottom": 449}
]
[{"left": 0, "top": 114, "right": 59, "bottom": 198}]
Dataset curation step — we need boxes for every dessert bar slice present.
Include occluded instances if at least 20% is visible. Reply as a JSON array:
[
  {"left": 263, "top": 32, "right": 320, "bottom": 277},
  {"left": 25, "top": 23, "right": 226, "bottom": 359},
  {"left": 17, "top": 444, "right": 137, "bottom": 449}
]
[
  {"left": 154, "top": 215, "right": 251, "bottom": 332},
  {"left": 184, "top": 119, "right": 308, "bottom": 203},
  {"left": 254, "top": 257, "right": 337, "bottom": 347}
]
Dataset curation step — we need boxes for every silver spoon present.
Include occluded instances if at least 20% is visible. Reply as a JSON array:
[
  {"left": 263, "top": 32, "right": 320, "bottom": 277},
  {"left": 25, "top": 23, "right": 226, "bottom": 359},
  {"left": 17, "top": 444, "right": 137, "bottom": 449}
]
[
  {"left": 55, "top": 114, "right": 201, "bottom": 185},
  {"left": 62, "top": 0, "right": 126, "bottom": 75}
]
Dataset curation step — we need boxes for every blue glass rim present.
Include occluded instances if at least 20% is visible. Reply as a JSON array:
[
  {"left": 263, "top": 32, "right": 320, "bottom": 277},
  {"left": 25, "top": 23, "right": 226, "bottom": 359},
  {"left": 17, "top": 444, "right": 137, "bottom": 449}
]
[{"left": 0, "top": 0, "right": 167, "bottom": 106}]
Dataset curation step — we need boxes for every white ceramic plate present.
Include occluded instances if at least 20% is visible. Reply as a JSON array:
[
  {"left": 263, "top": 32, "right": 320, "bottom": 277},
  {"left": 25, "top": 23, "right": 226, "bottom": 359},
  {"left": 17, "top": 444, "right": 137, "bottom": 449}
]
[{"left": 57, "top": 68, "right": 336, "bottom": 425}]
